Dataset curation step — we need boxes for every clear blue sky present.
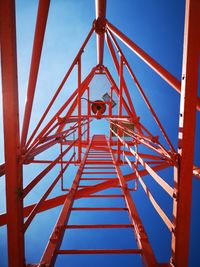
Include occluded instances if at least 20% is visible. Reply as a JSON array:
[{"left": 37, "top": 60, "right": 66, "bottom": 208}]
[{"left": 0, "top": 0, "right": 199, "bottom": 266}]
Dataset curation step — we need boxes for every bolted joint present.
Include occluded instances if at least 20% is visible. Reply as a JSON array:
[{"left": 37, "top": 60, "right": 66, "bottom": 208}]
[
  {"left": 57, "top": 116, "right": 66, "bottom": 124},
  {"left": 122, "top": 184, "right": 128, "bottom": 191},
  {"left": 55, "top": 225, "right": 64, "bottom": 235},
  {"left": 93, "top": 18, "right": 106, "bottom": 34},
  {"left": 137, "top": 224, "right": 148, "bottom": 240},
  {"left": 173, "top": 190, "right": 178, "bottom": 200},
  {"left": 23, "top": 156, "right": 35, "bottom": 165},
  {"left": 171, "top": 225, "right": 176, "bottom": 234},
  {"left": 170, "top": 151, "right": 179, "bottom": 164},
  {"left": 16, "top": 187, "right": 23, "bottom": 198},
  {"left": 151, "top": 135, "right": 159, "bottom": 143}
]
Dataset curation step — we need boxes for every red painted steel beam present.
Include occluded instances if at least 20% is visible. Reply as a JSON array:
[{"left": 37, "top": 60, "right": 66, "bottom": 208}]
[
  {"left": 39, "top": 139, "right": 92, "bottom": 266},
  {"left": 110, "top": 121, "right": 171, "bottom": 160},
  {"left": 38, "top": 121, "right": 80, "bottom": 144},
  {"left": 28, "top": 159, "right": 166, "bottom": 167},
  {"left": 28, "top": 67, "right": 96, "bottom": 149},
  {"left": 65, "top": 224, "right": 133, "bottom": 229},
  {"left": 119, "top": 55, "right": 123, "bottom": 113},
  {"left": 0, "top": 164, "right": 169, "bottom": 227},
  {"left": 107, "top": 30, "right": 175, "bottom": 152},
  {"left": 24, "top": 124, "right": 60, "bottom": 158},
  {"left": 78, "top": 57, "right": 82, "bottom": 161},
  {"left": 117, "top": 55, "right": 123, "bottom": 162},
  {"left": 118, "top": 56, "right": 124, "bottom": 116},
  {"left": 105, "top": 33, "right": 138, "bottom": 118},
  {"left": 25, "top": 138, "right": 169, "bottom": 155},
  {"left": 172, "top": 1, "right": 200, "bottom": 266},
  {"left": 0, "top": 195, "right": 66, "bottom": 227},
  {"left": 57, "top": 249, "right": 142, "bottom": 254},
  {"left": 25, "top": 27, "right": 94, "bottom": 149},
  {"left": 23, "top": 138, "right": 59, "bottom": 162},
  {"left": 23, "top": 139, "right": 77, "bottom": 197},
  {"left": 106, "top": 20, "right": 180, "bottom": 91},
  {"left": 106, "top": 20, "right": 200, "bottom": 111},
  {"left": 23, "top": 153, "right": 75, "bottom": 231},
  {"left": 26, "top": 94, "right": 77, "bottom": 151},
  {"left": 0, "top": 1, "right": 25, "bottom": 266},
  {"left": 95, "top": 0, "right": 106, "bottom": 65},
  {"left": 21, "top": 0, "right": 50, "bottom": 148},
  {"left": 108, "top": 142, "right": 157, "bottom": 266},
  {"left": 109, "top": 86, "right": 113, "bottom": 132},
  {"left": 103, "top": 67, "right": 133, "bottom": 117},
  {"left": 0, "top": 163, "right": 5, "bottom": 177},
  {"left": 43, "top": 122, "right": 78, "bottom": 141},
  {"left": 60, "top": 115, "right": 130, "bottom": 119},
  {"left": 54, "top": 67, "right": 96, "bottom": 134},
  {"left": 111, "top": 128, "right": 174, "bottom": 197},
  {"left": 128, "top": 156, "right": 173, "bottom": 230},
  {"left": 71, "top": 207, "right": 127, "bottom": 211}
]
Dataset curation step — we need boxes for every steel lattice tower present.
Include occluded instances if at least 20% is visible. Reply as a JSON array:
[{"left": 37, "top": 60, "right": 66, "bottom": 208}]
[{"left": 0, "top": 0, "right": 199, "bottom": 267}]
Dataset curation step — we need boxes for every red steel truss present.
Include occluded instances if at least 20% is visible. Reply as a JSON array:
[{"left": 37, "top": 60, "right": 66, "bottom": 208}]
[{"left": 0, "top": 0, "right": 199, "bottom": 267}]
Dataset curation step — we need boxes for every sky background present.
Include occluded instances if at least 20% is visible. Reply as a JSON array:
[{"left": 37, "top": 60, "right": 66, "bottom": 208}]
[{"left": 0, "top": 0, "right": 200, "bottom": 266}]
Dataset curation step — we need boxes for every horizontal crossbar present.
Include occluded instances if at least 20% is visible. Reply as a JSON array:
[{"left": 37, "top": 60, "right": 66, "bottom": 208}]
[
  {"left": 56, "top": 249, "right": 142, "bottom": 254},
  {"left": 71, "top": 207, "right": 127, "bottom": 211},
  {"left": 65, "top": 224, "right": 134, "bottom": 229}
]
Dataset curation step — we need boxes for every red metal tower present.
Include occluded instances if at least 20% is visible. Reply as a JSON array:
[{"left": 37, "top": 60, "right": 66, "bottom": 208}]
[{"left": 0, "top": 0, "right": 199, "bottom": 266}]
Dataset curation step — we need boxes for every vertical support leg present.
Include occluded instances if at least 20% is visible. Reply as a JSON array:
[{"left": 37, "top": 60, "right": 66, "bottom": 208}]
[
  {"left": 78, "top": 57, "right": 82, "bottom": 161},
  {"left": 0, "top": 1, "right": 25, "bottom": 266},
  {"left": 171, "top": 0, "right": 200, "bottom": 266}
]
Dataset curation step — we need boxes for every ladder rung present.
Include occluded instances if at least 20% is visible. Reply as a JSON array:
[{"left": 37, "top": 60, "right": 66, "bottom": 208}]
[
  {"left": 65, "top": 224, "right": 134, "bottom": 229},
  {"left": 71, "top": 207, "right": 128, "bottom": 211},
  {"left": 89, "top": 149, "right": 109, "bottom": 151},
  {"left": 85, "top": 161, "right": 113, "bottom": 164},
  {"left": 83, "top": 161, "right": 125, "bottom": 165},
  {"left": 88, "top": 151, "right": 110, "bottom": 152},
  {"left": 78, "top": 194, "right": 124, "bottom": 198},
  {"left": 82, "top": 172, "right": 116, "bottom": 174},
  {"left": 87, "top": 155, "right": 111, "bottom": 157},
  {"left": 88, "top": 153, "right": 110, "bottom": 155},
  {"left": 89, "top": 152, "right": 109, "bottom": 154},
  {"left": 81, "top": 178, "right": 116, "bottom": 181},
  {"left": 88, "top": 151, "right": 110, "bottom": 153},
  {"left": 84, "top": 167, "right": 115, "bottom": 169},
  {"left": 57, "top": 249, "right": 142, "bottom": 254},
  {"left": 78, "top": 185, "right": 121, "bottom": 188},
  {"left": 87, "top": 158, "right": 112, "bottom": 160},
  {"left": 88, "top": 152, "right": 110, "bottom": 154},
  {"left": 87, "top": 154, "right": 111, "bottom": 156},
  {"left": 86, "top": 158, "right": 112, "bottom": 160}
]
